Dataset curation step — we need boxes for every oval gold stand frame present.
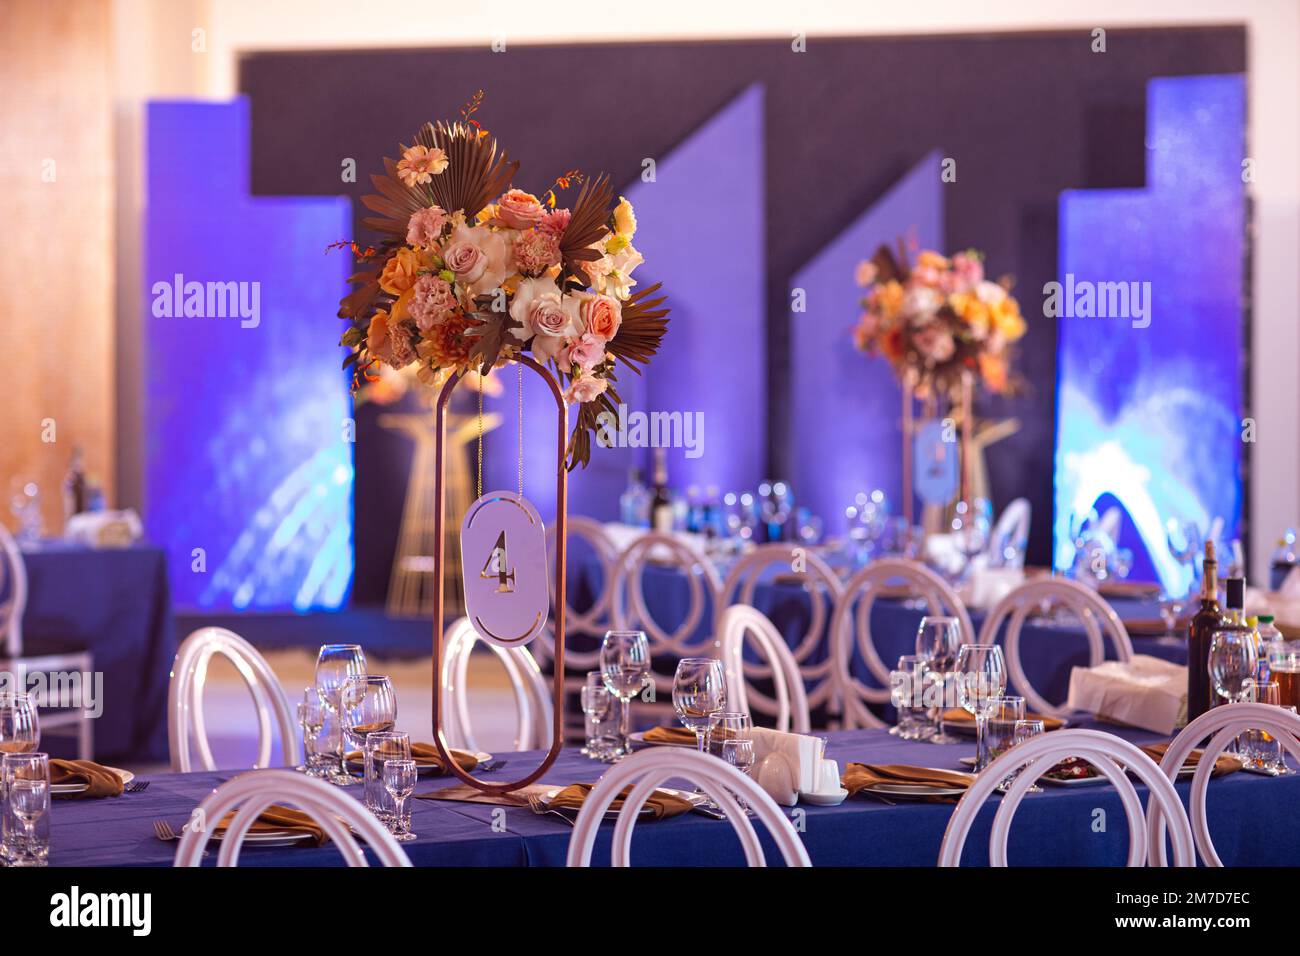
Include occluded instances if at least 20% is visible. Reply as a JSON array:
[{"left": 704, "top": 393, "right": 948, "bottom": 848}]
[{"left": 429, "top": 356, "right": 567, "bottom": 794}]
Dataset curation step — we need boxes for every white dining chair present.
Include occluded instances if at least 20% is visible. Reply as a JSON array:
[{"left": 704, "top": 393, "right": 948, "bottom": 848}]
[
  {"left": 978, "top": 577, "right": 1133, "bottom": 719},
  {"left": 938, "top": 728, "right": 1195, "bottom": 867},
  {"left": 536, "top": 516, "right": 618, "bottom": 676},
  {"left": 441, "top": 617, "right": 552, "bottom": 752},
  {"left": 610, "top": 531, "right": 724, "bottom": 696},
  {"left": 717, "top": 604, "right": 811, "bottom": 733},
  {"left": 986, "top": 497, "right": 1031, "bottom": 568},
  {"left": 717, "top": 543, "right": 844, "bottom": 722},
  {"left": 173, "top": 768, "right": 411, "bottom": 867},
  {"left": 1148, "top": 702, "right": 1300, "bottom": 866},
  {"left": 565, "top": 747, "right": 811, "bottom": 867},
  {"left": 0, "top": 524, "right": 95, "bottom": 759},
  {"left": 168, "top": 626, "right": 302, "bottom": 773},
  {"left": 829, "top": 559, "right": 974, "bottom": 730}
]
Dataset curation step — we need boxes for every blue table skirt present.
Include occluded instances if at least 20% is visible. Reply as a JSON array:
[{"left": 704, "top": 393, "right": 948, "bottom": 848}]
[
  {"left": 48, "top": 723, "right": 1300, "bottom": 867},
  {"left": 17, "top": 542, "right": 175, "bottom": 762},
  {"left": 578, "top": 561, "right": 1186, "bottom": 717}
]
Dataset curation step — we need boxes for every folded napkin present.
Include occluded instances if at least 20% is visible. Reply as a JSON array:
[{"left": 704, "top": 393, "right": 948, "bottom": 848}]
[
  {"left": 49, "top": 760, "right": 124, "bottom": 799},
  {"left": 1098, "top": 579, "right": 1164, "bottom": 600},
  {"left": 345, "top": 742, "right": 479, "bottom": 774},
  {"left": 941, "top": 708, "right": 1065, "bottom": 732},
  {"left": 641, "top": 725, "right": 699, "bottom": 745},
  {"left": 1066, "top": 654, "right": 1188, "bottom": 734},
  {"left": 1122, "top": 617, "right": 1191, "bottom": 637},
  {"left": 545, "top": 784, "right": 694, "bottom": 820},
  {"left": 1139, "top": 742, "right": 1242, "bottom": 778},
  {"left": 215, "top": 804, "right": 327, "bottom": 845},
  {"left": 841, "top": 763, "right": 974, "bottom": 803}
]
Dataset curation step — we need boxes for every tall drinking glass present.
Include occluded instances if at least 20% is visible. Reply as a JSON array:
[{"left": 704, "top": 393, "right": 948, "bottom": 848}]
[
  {"left": 672, "top": 658, "right": 726, "bottom": 753},
  {"left": 955, "top": 643, "right": 1006, "bottom": 772},
  {"left": 915, "top": 616, "right": 963, "bottom": 744},
  {"left": 600, "top": 630, "right": 650, "bottom": 759},
  {"left": 1, "top": 752, "right": 50, "bottom": 866},
  {"left": 315, "top": 644, "right": 367, "bottom": 785},
  {"left": 580, "top": 671, "right": 618, "bottom": 760},
  {"left": 364, "top": 730, "right": 411, "bottom": 829},
  {"left": 890, "top": 655, "right": 932, "bottom": 740}
]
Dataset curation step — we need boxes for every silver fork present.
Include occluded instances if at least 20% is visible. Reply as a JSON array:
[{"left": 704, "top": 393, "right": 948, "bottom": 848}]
[
  {"left": 153, "top": 819, "right": 208, "bottom": 856},
  {"left": 125, "top": 780, "right": 149, "bottom": 792},
  {"left": 526, "top": 794, "right": 575, "bottom": 827}
]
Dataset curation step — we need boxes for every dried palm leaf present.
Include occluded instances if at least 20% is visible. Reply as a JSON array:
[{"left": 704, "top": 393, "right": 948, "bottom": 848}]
[
  {"left": 560, "top": 174, "right": 613, "bottom": 283},
  {"left": 605, "top": 282, "right": 669, "bottom": 372},
  {"left": 417, "top": 121, "right": 518, "bottom": 218}
]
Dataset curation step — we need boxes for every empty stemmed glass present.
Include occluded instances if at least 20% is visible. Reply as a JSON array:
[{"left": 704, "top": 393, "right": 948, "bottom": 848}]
[
  {"left": 955, "top": 643, "right": 1007, "bottom": 772},
  {"left": 295, "top": 691, "right": 326, "bottom": 775},
  {"left": 890, "top": 655, "right": 932, "bottom": 740},
  {"left": 1210, "top": 629, "right": 1258, "bottom": 705},
  {"left": 315, "top": 644, "right": 367, "bottom": 785},
  {"left": 383, "top": 758, "right": 418, "bottom": 842},
  {"left": 1, "top": 752, "right": 50, "bottom": 866},
  {"left": 580, "top": 671, "right": 617, "bottom": 760},
  {"left": 1012, "top": 719, "right": 1046, "bottom": 793},
  {"left": 0, "top": 693, "right": 40, "bottom": 754},
  {"left": 672, "top": 658, "right": 726, "bottom": 753},
  {"left": 916, "top": 616, "right": 963, "bottom": 743},
  {"left": 600, "top": 630, "right": 650, "bottom": 759}
]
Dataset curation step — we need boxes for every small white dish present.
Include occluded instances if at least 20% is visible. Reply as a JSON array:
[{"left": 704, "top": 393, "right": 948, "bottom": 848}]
[{"left": 799, "top": 787, "right": 848, "bottom": 807}]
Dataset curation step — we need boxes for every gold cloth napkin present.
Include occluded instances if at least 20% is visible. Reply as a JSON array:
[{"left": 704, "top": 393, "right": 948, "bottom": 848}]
[
  {"left": 1098, "top": 580, "right": 1164, "bottom": 600},
  {"left": 545, "top": 784, "right": 694, "bottom": 820},
  {"left": 48, "top": 759, "right": 124, "bottom": 799},
  {"left": 345, "top": 742, "right": 479, "bottom": 774},
  {"left": 1139, "top": 742, "right": 1242, "bottom": 778},
  {"left": 841, "top": 763, "right": 975, "bottom": 803},
  {"left": 215, "top": 804, "right": 327, "bottom": 845},
  {"left": 641, "top": 725, "right": 700, "bottom": 745},
  {"left": 941, "top": 708, "right": 1066, "bottom": 732}
]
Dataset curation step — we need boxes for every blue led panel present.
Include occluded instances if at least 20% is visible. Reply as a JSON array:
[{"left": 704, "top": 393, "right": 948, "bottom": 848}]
[{"left": 1054, "top": 75, "right": 1246, "bottom": 593}]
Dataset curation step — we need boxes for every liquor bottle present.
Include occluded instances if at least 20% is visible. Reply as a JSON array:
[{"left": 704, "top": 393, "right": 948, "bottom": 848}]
[
  {"left": 1186, "top": 540, "right": 1225, "bottom": 722},
  {"left": 650, "top": 449, "right": 674, "bottom": 533},
  {"left": 619, "top": 468, "right": 649, "bottom": 527},
  {"left": 63, "top": 444, "right": 88, "bottom": 524}
]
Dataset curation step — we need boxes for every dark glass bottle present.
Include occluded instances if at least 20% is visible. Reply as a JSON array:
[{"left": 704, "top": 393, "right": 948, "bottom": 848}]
[
  {"left": 1186, "top": 540, "right": 1225, "bottom": 722},
  {"left": 650, "top": 448, "right": 673, "bottom": 533}
]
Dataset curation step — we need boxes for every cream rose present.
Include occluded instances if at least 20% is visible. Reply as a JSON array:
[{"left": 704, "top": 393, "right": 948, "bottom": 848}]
[{"left": 442, "top": 223, "right": 513, "bottom": 296}]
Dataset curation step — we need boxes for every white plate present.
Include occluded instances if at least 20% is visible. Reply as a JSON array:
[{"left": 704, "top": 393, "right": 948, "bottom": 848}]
[
  {"left": 345, "top": 751, "right": 491, "bottom": 776},
  {"left": 859, "top": 782, "right": 967, "bottom": 800},
  {"left": 800, "top": 788, "right": 849, "bottom": 807},
  {"left": 51, "top": 766, "right": 134, "bottom": 795},
  {"left": 212, "top": 829, "right": 317, "bottom": 848},
  {"left": 628, "top": 730, "right": 696, "bottom": 749}
]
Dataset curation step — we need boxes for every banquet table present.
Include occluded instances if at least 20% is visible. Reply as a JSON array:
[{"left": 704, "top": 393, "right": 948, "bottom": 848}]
[
  {"left": 48, "top": 721, "right": 1300, "bottom": 867},
  {"left": 17, "top": 541, "right": 175, "bottom": 762}
]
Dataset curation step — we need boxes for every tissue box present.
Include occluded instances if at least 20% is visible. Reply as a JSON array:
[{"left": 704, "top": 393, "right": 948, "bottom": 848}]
[
  {"left": 750, "top": 727, "right": 824, "bottom": 794},
  {"left": 1066, "top": 654, "right": 1187, "bottom": 734}
]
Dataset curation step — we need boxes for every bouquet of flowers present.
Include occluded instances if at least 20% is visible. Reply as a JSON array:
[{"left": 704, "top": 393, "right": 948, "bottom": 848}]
[
  {"left": 337, "top": 92, "right": 669, "bottom": 469},
  {"left": 853, "top": 241, "right": 1024, "bottom": 399}
]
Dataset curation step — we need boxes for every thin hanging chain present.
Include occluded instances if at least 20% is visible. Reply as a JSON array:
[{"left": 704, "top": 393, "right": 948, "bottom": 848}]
[
  {"left": 516, "top": 360, "right": 525, "bottom": 500},
  {"left": 476, "top": 371, "right": 483, "bottom": 500}
]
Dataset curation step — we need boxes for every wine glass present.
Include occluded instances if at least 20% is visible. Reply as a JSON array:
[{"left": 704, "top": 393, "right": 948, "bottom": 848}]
[
  {"left": 1012, "top": 719, "right": 1046, "bottom": 793},
  {"left": 600, "top": 630, "right": 650, "bottom": 759},
  {"left": 2, "top": 752, "right": 50, "bottom": 865},
  {"left": 295, "top": 692, "right": 326, "bottom": 775},
  {"left": 1166, "top": 518, "right": 1201, "bottom": 596},
  {"left": 889, "top": 655, "right": 932, "bottom": 739},
  {"left": 315, "top": 644, "right": 367, "bottom": 785},
  {"left": 383, "top": 758, "right": 418, "bottom": 842},
  {"left": 342, "top": 675, "right": 397, "bottom": 752},
  {"left": 955, "top": 643, "right": 1007, "bottom": 772},
  {"left": 915, "top": 616, "right": 964, "bottom": 744},
  {"left": 0, "top": 693, "right": 40, "bottom": 754},
  {"left": 1209, "top": 628, "right": 1258, "bottom": 705},
  {"left": 672, "top": 658, "right": 726, "bottom": 753},
  {"left": 580, "top": 671, "right": 617, "bottom": 761}
]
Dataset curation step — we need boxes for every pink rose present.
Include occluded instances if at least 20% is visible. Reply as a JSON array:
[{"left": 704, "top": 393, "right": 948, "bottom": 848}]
[
  {"left": 563, "top": 332, "right": 606, "bottom": 373},
  {"left": 510, "top": 277, "right": 576, "bottom": 364},
  {"left": 442, "top": 223, "right": 512, "bottom": 295},
  {"left": 406, "top": 205, "right": 448, "bottom": 247},
  {"left": 496, "top": 189, "right": 547, "bottom": 230},
  {"left": 513, "top": 228, "right": 561, "bottom": 276},
  {"left": 563, "top": 374, "right": 609, "bottom": 405},
  {"left": 407, "top": 274, "right": 458, "bottom": 331}
]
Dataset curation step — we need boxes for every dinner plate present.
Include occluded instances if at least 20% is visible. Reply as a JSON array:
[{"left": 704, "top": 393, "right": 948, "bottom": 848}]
[
  {"left": 345, "top": 751, "right": 492, "bottom": 776},
  {"left": 628, "top": 730, "right": 695, "bottom": 749},
  {"left": 958, "top": 755, "right": 1198, "bottom": 784},
  {"left": 212, "top": 829, "right": 317, "bottom": 848},
  {"left": 51, "top": 766, "right": 134, "bottom": 795},
  {"left": 858, "top": 782, "right": 967, "bottom": 800}
]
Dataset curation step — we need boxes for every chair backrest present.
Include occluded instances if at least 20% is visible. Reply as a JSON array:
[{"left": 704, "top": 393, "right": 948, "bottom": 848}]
[
  {"left": 978, "top": 577, "right": 1133, "bottom": 718},
  {"left": 717, "top": 604, "right": 811, "bottom": 733},
  {"left": 168, "top": 627, "right": 302, "bottom": 773},
  {"left": 0, "top": 523, "right": 27, "bottom": 657},
  {"left": 830, "top": 559, "right": 975, "bottom": 729},
  {"left": 565, "top": 747, "right": 811, "bottom": 867},
  {"left": 535, "top": 516, "right": 619, "bottom": 675},
  {"left": 939, "top": 728, "right": 1195, "bottom": 867},
  {"left": 441, "top": 617, "right": 552, "bottom": 752},
  {"left": 987, "top": 497, "right": 1031, "bottom": 568},
  {"left": 610, "top": 531, "right": 723, "bottom": 692},
  {"left": 717, "top": 544, "right": 844, "bottom": 718},
  {"left": 1148, "top": 702, "right": 1300, "bottom": 866},
  {"left": 173, "top": 768, "right": 411, "bottom": 867}
]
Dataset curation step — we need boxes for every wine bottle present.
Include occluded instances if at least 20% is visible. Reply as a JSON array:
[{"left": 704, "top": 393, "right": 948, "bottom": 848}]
[
  {"left": 1186, "top": 540, "right": 1225, "bottom": 722},
  {"left": 650, "top": 448, "right": 674, "bottom": 533}
]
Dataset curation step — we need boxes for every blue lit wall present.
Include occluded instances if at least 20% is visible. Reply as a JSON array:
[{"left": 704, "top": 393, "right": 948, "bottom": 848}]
[
  {"left": 1054, "top": 75, "right": 1245, "bottom": 593},
  {"left": 145, "top": 99, "right": 353, "bottom": 611}
]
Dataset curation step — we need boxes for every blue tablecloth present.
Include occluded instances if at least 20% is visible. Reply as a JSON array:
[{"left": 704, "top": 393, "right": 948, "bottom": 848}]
[
  {"left": 17, "top": 542, "right": 175, "bottom": 762},
  {"left": 47, "top": 723, "right": 1300, "bottom": 867}
]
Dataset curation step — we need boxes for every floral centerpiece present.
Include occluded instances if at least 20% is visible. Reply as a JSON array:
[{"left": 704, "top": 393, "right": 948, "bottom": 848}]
[
  {"left": 336, "top": 92, "right": 669, "bottom": 469},
  {"left": 853, "top": 241, "right": 1024, "bottom": 399}
]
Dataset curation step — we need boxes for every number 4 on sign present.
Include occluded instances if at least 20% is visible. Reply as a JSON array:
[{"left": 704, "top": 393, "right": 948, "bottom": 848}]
[{"left": 480, "top": 531, "right": 516, "bottom": 593}]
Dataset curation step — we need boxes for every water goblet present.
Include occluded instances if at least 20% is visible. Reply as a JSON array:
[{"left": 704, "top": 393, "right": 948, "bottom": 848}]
[
  {"left": 600, "top": 630, "right": 650, "bottom": 759},
  {"left": 916, "top": 616, "right": 964, "bottom": 744},
  {"left": 955, "top": 643, "right": 1007, "bottom": 772},
  {"left": 672, "top": 658, "right": 726, "bottom": 753},
  {"left": 296, "top": 692, "right": 326, "bottom": 775},
  {"left": 315, "top": 644, "right": 367, "bottom": 785}
]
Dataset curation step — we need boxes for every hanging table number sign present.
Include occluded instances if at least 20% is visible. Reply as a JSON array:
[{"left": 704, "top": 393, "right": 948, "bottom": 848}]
[{"left": 460, "top": 491, "right": 549, "bottom": 648}]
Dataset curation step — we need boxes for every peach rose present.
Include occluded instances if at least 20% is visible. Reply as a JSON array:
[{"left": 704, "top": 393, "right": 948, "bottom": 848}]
[
  {"left": 378, "top": 247, "right": 426, "bottom": 296},
  {"left": 578, "top": 293, "right": 621, "bottom": 342},
  {"left": 496, "top": 189, "right": 547, "bottom": 230}
]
